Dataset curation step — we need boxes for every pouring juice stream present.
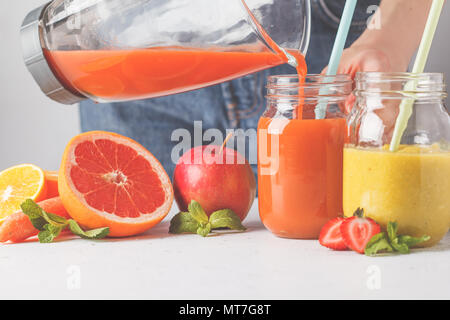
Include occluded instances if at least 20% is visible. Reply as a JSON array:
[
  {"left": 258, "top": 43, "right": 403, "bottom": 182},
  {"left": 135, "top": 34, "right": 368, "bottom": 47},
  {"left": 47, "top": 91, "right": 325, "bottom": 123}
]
[{"left": 240, "top": 0, "right": 307, "bottom": 118}]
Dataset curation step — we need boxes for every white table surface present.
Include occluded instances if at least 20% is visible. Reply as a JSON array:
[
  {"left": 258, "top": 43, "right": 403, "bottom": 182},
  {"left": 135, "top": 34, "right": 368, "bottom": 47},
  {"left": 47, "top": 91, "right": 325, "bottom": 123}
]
[{"left": 1, "top": 200, "right": 449, "bottom": 300}]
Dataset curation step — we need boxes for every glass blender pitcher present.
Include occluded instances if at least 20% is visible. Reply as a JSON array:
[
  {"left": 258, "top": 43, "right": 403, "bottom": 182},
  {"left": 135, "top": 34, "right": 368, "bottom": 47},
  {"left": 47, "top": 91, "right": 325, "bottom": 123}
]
[{"left": 21, "top": 0, "right": 311, "bottom": 104}]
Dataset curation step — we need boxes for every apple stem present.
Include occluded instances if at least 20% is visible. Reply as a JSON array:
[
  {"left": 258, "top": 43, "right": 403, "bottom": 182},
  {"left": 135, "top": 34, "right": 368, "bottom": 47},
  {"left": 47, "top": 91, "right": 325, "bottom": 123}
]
[{"left": 219, "top": 133, "right": 234, "bottom": 156}]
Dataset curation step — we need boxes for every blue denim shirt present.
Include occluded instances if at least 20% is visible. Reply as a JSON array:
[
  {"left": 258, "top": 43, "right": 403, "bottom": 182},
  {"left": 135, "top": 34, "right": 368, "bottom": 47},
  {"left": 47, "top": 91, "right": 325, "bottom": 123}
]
[{"left": 80, "top": 0, "right": 380, "bottom": 178}]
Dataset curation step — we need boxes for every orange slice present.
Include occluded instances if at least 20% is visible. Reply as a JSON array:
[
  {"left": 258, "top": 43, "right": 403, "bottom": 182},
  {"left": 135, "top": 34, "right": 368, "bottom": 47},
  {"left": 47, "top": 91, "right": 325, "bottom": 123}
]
[
  {"left": 59, "top": 131, "right": 173, "bottom": 237},
  {"left": 0, "top": 164, "right": 47, "bottom": 220}
]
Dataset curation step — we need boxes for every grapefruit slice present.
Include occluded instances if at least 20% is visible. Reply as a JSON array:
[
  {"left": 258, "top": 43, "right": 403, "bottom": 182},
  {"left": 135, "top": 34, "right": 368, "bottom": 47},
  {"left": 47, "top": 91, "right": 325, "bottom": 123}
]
[
  {"left": 58, "top": 131, "right": 173, "bottom": 237},
  {"left": 0, "top": 164, "right": 47, "bottom": 221}
]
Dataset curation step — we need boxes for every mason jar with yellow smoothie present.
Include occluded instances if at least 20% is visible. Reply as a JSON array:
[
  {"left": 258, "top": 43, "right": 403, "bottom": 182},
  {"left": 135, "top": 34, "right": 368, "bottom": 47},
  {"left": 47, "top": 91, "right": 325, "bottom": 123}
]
[{"left": 344, "top": 72, "right": 450, "bottom": 247}]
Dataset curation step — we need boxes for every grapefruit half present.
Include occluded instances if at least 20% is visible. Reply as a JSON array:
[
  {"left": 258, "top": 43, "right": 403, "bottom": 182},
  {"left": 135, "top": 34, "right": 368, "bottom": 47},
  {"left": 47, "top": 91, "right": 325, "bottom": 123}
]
[{"left": 58, "top": 131, "right": 173, "bottom": 237}]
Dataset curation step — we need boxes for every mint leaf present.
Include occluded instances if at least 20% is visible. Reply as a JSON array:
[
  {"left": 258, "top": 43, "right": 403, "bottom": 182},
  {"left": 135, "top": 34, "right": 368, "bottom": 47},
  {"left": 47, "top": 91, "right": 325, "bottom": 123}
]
[
  {"left": 386, "top": 222, "right": 409, "bottom": 253},
  {"left": 387, "top": 221, "right": 398, "bottom": 242},
  {"left": 21, "top": 199, "right": 109, "bottom": 243},
  {"left": 68, "top": 220, "right": 109, "bottom": 240},
  {"left": 398, "top": 235, "right": 431, "bottom": 248},
  {"left": 196, "top": 223, "right": 211, "bottom": 237},
  {"left": 20, "top": 199, "right": 50, "bottom": 231},
  {"left": 169, "top": 211, "right": 212, "bottom": 237},
  {"left": 169, "top": 201, "right": 247, "bottom": 238},
  {"left": 365, "top": 232, "right": 394, "bottom": 256},
  {"left": 38, "top": 224, "right": 63, "bottom": 243},
  {"left": 21, "top": 199, "right": 69, "bottom": 230},
  {"left": 188, "top": 200, "right": 209, "bottom": 224},
  {"left": 169, "top": 212, "right": 200, "bottom": 234},
  {"left": 38, "top": 231, "right": 56, "bottom": 243},
  {"left": 387, "top": 221, "right": 430, "bottom": 251},
  {"left": 41, "top": 211, "right": 68, "bottom": 228},
  {"left": 44, "top": 211, "right": 68, "bottom": 225},
  {"left": 210, "top": 209, "right": 246, "bottom": 231},
  {"left": 20, "top": 199, "right": 44, "bottom": 220},
  {"left": 21, "top": 199, "right": 66, "bottom": 243},
  {"left": 391, "top": 237, "right": 410, "bottom": 254},
  {"left": 365, "top": 220, "right": 431, "bottom": 256}
]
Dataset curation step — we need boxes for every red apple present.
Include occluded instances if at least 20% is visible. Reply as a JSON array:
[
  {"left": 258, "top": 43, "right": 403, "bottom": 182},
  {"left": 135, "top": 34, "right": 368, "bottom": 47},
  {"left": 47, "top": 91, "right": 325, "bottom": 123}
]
[{"left": 173, "top": 145, "right": 256, "bottom": 221}]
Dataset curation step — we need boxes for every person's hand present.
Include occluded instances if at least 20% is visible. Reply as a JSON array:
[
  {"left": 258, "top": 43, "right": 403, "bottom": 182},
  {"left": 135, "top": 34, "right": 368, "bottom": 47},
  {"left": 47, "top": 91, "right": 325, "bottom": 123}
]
[
  {"left": 321, "top": 44, "right": 410, "bottom": 79},
  {"left": 324, "top": 44, "right": 408, "bottom": 143},
  {"left": 321, "top": 46, "right": 397, "bottom": 115},
  {"left": 320, "top": 0, "right": 434, "bottom": 144}
]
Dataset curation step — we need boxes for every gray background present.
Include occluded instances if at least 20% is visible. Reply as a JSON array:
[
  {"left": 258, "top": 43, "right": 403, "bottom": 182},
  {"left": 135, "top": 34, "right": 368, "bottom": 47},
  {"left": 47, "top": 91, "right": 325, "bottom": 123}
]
[{"left": 1, "top": 0, "right": 449, "bottom": 171}]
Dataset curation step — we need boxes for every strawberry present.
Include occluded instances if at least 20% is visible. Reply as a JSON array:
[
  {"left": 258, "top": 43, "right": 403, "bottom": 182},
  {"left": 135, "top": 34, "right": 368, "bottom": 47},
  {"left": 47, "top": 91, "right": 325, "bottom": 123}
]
[
  {"left": 319, "top": 217, "right": 347, "bottom": 250},
  {"left": 340, "top": 208, "right": 381, "bottom": 254}
]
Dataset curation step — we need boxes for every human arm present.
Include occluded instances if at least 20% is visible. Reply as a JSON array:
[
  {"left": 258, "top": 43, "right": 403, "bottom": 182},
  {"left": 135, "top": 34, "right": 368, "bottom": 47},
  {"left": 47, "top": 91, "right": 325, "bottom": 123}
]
[{"left": 322, "top": 0, "right": 434, "bottom": 77}]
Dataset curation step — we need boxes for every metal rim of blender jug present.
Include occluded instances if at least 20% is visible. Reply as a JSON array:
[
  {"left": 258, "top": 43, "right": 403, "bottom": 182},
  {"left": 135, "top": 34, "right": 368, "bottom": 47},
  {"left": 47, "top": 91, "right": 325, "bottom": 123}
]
[{"left": 20, "top": 2, "right": 86, "bottom": 105}]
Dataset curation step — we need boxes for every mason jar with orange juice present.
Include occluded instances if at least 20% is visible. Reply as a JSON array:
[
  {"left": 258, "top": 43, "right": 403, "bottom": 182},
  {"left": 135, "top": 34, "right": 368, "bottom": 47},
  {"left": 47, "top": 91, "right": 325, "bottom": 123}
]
[{"left": 257, "top": 74, "right": 352, "bottom": 239}]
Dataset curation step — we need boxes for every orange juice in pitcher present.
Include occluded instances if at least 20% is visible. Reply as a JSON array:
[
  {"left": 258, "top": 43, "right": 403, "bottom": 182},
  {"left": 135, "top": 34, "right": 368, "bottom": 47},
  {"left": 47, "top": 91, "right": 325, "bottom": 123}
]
[{"left": 21, "top": 0, "right": 311, "bottom": 104}]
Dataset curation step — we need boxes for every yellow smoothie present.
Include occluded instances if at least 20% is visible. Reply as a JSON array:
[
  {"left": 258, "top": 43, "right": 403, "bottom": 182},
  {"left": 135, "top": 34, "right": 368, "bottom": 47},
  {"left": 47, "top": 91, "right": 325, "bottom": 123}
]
[{"left": 343, "top": 144, "right": 450, "bottom": 247}]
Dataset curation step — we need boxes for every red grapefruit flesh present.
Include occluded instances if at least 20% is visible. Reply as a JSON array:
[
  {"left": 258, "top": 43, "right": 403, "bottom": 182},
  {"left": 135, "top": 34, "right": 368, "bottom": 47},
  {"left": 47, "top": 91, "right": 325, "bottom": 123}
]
[{"left": 59, "top": 131, "right": 173, "bottom": 237}]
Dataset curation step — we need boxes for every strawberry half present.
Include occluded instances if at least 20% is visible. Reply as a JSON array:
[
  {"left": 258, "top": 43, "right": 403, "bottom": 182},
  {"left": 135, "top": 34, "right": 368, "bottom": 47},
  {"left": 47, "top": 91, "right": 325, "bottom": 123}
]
[
  {"left": 340, "top": 208, "right": 381, "bottom": 254},
  {"left": 319, "top": 217, "right": 347, "bottom": 250}
]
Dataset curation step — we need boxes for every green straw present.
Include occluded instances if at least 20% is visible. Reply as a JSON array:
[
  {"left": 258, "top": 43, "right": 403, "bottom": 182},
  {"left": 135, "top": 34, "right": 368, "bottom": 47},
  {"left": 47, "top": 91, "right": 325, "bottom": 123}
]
[
  {"left": 389, "top": 0, "right": 445, "bottom": 151},
  {"left": 315, "top": 0, "right": 357, "bottom": 120}
]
